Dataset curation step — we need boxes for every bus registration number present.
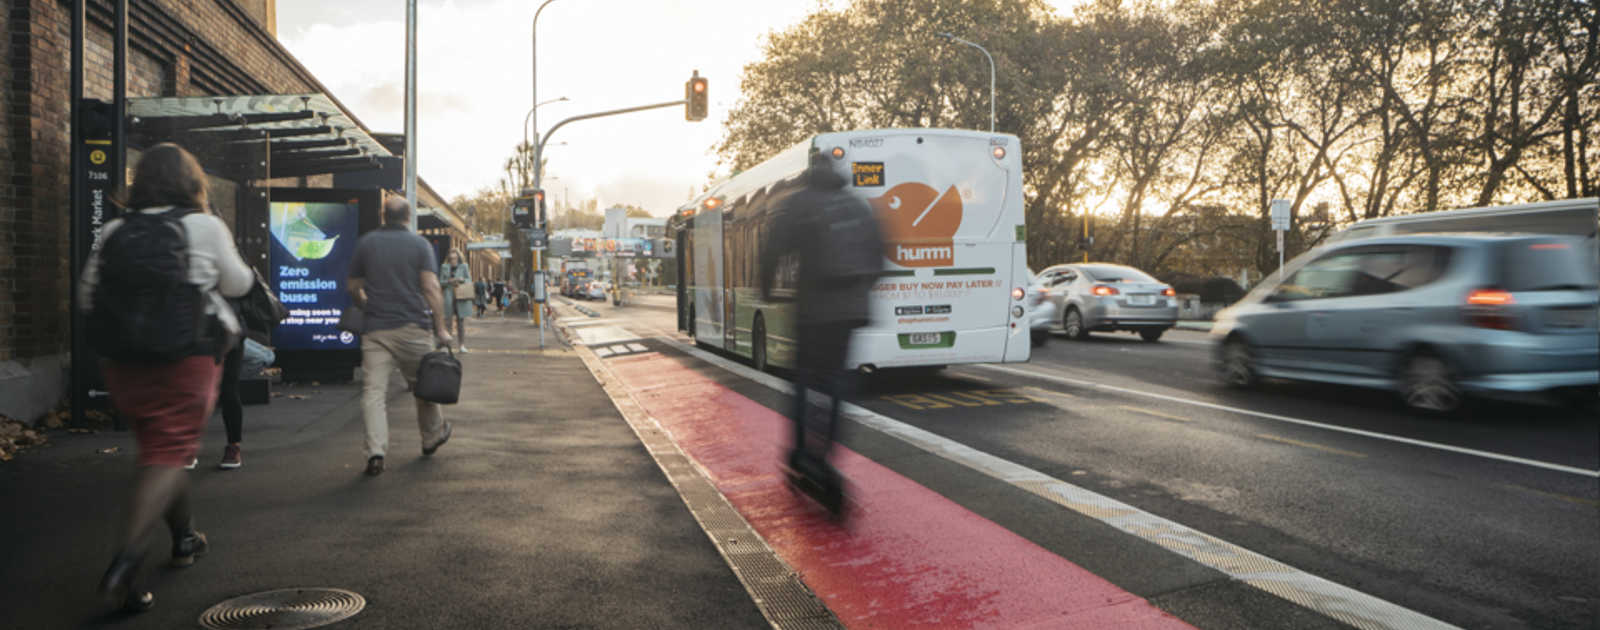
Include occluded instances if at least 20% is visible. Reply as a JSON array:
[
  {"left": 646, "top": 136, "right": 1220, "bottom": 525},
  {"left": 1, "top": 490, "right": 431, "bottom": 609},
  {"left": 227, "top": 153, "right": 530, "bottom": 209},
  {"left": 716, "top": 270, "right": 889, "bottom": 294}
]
[{"left": 909, "top": 332, "right": 942, "bottom": 346}]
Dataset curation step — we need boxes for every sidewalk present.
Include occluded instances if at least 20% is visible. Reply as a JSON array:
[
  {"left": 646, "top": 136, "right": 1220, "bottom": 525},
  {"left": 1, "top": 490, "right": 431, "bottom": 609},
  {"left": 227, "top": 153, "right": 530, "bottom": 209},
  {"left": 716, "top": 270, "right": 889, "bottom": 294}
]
[{"left": 0, "top": 317, "right": 765, "bottom": 628}]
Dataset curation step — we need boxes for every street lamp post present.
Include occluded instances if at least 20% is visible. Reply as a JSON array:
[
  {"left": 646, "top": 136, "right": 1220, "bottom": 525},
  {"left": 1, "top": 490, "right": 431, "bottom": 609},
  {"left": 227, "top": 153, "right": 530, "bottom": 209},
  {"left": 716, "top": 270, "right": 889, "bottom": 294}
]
[
  {"left": 531, "top": 0, "right": 560, "bottom": 193},
  {"left": 936, "top": 32, "right": 995, "bottom": 132},
  {"left": 522, "top": 96, "right": 568, "bottom": 154}
]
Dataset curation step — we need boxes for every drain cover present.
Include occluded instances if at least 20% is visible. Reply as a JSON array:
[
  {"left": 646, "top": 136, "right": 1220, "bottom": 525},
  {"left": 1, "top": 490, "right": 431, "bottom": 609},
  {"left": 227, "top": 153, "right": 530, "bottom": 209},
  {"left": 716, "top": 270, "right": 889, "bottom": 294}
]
[{"left": 199, "top": 587, "right": 365, "bottom": 630}]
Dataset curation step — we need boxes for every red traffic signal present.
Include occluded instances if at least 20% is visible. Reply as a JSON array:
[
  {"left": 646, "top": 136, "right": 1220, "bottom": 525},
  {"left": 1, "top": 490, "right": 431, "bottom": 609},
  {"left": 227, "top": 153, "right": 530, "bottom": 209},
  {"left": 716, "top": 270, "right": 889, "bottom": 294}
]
[{"left": 685, "top": 71, "right": 708, "bottom": 122}]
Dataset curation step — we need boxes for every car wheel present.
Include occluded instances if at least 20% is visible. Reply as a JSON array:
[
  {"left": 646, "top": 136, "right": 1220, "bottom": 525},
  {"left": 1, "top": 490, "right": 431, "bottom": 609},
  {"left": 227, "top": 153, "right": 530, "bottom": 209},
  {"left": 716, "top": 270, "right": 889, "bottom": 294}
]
[
  {"left": 1400, "top": 353, "right": 1462, "bottom": 414},
  {"left": 1063, "top": 308, "right": 1089, "bottom": 340},
  {"left": 752, "top": 315, "right": 769, "bottom": 372},
  {"left": 1139, "top": 328, "right": 1165, "bottom": 342},
  {"left": 1219, "top": 338, "right": 1257, "bottom": 387}
]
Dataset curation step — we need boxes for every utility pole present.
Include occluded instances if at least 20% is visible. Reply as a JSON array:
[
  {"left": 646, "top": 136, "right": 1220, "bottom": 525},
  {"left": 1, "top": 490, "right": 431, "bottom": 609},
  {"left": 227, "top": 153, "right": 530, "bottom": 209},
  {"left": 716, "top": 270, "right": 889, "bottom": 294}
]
[
  {"left": 404, "top": 0, "right": 418, "bottom": 229},
  {"left": 528, "top": 0, "right": 561, "bottom": 338}
]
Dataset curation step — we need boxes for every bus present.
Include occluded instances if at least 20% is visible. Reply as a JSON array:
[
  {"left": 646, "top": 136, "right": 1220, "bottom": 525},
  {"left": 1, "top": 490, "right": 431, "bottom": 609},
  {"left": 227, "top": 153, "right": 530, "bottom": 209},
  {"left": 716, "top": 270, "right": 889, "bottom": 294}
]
[{"left": 671, "top": 128, "right": 1034, "bottom": 372}]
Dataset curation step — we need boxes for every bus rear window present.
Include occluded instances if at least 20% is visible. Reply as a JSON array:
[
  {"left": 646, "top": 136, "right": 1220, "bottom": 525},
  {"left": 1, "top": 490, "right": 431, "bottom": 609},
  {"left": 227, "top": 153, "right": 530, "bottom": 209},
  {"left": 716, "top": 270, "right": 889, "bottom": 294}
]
[{"left": 1496, "top": 239, "right": 1599, "bottom": 291}]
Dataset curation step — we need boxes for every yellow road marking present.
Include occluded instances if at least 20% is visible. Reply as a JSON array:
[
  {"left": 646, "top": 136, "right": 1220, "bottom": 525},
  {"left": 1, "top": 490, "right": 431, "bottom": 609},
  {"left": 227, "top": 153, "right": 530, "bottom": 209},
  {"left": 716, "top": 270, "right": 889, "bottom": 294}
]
[
  {"left": 1496, "top": 483, "right": 1600, "bottom": 508},
  {"left": 1119, "top": 405, "right": 1191, "bottom": 423},
  {"left": 1256, "top": 433, "right": 1366, "bottom": 458}
]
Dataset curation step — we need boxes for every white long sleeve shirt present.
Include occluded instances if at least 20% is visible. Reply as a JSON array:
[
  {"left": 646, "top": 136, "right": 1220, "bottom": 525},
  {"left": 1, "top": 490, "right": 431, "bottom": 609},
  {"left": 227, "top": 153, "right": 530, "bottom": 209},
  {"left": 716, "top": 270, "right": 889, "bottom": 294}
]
[{"left": 78, "top": 206, "right": 255, "bottom": 335}]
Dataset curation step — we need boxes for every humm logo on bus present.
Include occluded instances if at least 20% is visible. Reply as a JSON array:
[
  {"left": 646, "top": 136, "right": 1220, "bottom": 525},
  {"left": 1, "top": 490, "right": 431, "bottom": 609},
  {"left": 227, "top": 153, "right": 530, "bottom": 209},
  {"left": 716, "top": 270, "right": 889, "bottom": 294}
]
[{"left": 870, "top": 182, "right": 963, "bottom": 267}]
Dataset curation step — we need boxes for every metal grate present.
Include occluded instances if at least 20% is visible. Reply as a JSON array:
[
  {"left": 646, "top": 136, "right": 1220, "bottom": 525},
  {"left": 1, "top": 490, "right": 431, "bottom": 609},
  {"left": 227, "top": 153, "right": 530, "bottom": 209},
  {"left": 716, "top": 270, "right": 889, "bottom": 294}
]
[{"left": 199, "top": 588, "right": 365, "bottom": 630}]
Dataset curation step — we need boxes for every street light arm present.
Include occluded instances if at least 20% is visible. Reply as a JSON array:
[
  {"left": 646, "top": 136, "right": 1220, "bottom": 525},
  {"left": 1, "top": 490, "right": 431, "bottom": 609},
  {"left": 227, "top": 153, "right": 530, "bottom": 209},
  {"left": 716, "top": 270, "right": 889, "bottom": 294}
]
[
  {"left": 935, "top": 32, "right": 996, "bottom": 132},
  {"left": 523, "top": 96, "right": 569, "bottom": 149}
]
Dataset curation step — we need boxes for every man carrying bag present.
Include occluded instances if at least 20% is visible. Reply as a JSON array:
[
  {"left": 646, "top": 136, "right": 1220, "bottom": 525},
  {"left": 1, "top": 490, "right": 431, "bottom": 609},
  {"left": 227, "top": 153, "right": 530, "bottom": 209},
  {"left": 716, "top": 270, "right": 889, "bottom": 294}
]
[{"left": 345, "top": 198, "right": 455, "bottom": 476}]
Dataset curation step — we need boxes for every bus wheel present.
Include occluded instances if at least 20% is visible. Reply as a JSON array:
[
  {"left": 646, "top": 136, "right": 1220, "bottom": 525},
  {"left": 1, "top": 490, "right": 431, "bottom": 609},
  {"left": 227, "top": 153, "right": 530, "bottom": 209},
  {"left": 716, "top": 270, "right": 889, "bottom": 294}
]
[{"left": 752, "top": 314, "right": 769, "bottom": 373}]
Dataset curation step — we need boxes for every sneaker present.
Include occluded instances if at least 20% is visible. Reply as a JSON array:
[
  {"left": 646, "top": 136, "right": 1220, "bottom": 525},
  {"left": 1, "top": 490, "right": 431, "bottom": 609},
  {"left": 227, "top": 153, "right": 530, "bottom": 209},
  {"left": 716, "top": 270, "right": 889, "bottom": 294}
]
[
  {"left": 365, "top": 455, "right": 384, "bottom": 476},
  {"left": 218, "top": 445, "right": 242, "bottom": 470},
  {"left": 170, "top": 530, "right": 208, "bottom": 568},
  {"left": 459, "top": 346, "right": 470, "bottom": 353},
  {"left": 422, "top": 422, "right": 453, "bottom": 456},
  {"left": 183, "top": 457, "right": 198, "bottom": 471}
]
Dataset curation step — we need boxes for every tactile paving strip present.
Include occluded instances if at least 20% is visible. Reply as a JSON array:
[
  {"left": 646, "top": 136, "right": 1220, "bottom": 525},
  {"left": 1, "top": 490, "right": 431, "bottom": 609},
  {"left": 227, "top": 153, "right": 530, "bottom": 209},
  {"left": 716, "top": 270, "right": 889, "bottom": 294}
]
[
  {"left": 198, "top": 588, "right": 365, "bottom": 630},
  {"left": 574, "top": 342, "right": 842, "bottom": 630}
]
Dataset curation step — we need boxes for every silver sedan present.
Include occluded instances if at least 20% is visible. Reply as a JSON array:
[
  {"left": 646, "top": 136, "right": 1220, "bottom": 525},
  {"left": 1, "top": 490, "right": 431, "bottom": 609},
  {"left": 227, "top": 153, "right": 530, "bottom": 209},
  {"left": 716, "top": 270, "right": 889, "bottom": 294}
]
[{"left": 1033, "top": 264, "right": 1179, "bottom": 341}]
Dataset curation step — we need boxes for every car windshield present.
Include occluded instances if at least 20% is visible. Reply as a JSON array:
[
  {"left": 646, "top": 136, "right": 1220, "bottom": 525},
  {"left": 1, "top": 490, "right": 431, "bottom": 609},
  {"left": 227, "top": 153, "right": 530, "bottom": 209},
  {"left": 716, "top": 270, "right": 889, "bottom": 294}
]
[
  {"left": 1080, "top": 265, "right": 1156, "bottom": 283},
  {"left": 1497, "top": 239, "right": 1600, "bottom": 291}
]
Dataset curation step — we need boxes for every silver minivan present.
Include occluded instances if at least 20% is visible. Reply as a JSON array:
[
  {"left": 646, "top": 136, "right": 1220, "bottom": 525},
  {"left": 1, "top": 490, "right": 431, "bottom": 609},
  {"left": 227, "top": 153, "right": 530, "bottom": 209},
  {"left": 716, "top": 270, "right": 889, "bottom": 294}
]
[
  {"left": 1212, "top": 233, "right": 1599, "bottom": 413},
  {"left": 1034, "top": 263, "right": 1178, "bottom": 341}
]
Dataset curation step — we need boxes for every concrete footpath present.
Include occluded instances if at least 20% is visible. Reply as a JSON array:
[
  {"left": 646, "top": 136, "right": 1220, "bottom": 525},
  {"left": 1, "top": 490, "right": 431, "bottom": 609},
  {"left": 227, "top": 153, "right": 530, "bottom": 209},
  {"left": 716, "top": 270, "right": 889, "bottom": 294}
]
[{"left": 0, "top": 315, "right": 766, "bottom": 629}]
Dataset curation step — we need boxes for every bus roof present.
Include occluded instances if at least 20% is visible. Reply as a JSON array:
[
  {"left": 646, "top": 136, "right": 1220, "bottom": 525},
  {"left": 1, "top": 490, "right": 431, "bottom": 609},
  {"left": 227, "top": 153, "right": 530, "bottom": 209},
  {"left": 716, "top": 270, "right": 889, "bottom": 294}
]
[{"left": 685, "top": 128, "right": 1023, "bottom": 223}]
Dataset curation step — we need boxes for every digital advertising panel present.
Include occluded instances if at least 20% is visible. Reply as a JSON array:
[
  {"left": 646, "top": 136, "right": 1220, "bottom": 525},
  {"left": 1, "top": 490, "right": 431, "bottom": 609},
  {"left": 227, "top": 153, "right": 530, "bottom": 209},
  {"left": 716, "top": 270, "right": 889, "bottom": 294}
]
[{"left": 268, "top": 197, "right": 360, "bottom": 350}]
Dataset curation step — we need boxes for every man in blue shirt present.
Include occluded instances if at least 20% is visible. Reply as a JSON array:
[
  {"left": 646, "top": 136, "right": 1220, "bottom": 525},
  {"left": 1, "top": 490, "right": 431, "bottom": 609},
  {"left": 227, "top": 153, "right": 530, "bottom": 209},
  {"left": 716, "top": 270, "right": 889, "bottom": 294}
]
[{"left": 347, "top": 198, "right": 454, "bottom": 476}]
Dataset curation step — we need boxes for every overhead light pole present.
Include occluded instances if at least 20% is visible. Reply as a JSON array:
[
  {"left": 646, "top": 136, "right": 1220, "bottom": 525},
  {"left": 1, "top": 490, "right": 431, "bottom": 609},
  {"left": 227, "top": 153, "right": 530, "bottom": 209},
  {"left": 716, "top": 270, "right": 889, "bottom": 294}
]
[
  {"left": 405, "top": 0, "right": 418, "bottom": 229},
  {"left": 936, "top": 32, "right": 995, "bottom": 132},
  {"left": 523, "top": 96, "right": 568, "bottom": 153}
]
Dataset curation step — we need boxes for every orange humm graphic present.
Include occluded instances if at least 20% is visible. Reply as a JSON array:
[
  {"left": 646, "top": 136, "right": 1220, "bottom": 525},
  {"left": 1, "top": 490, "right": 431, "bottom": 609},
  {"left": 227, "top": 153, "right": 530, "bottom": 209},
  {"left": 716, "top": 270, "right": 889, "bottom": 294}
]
[{"left": 869, "top": 182, "right": 962, "bottom": 267}]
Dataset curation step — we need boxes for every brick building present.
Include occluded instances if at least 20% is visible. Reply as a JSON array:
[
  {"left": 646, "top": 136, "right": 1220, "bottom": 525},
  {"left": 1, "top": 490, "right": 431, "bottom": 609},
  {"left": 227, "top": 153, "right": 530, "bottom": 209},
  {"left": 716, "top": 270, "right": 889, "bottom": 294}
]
[{"left": 1, "top": 0, "right": 488, "bottom": 423}]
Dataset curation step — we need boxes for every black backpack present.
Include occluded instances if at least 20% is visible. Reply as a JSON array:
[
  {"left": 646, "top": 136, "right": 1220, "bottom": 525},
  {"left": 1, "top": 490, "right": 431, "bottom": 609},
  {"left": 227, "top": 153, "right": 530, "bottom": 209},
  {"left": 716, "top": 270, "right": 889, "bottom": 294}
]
[{"left": 87, "top": 208, "right": 219, "bottom": 362}]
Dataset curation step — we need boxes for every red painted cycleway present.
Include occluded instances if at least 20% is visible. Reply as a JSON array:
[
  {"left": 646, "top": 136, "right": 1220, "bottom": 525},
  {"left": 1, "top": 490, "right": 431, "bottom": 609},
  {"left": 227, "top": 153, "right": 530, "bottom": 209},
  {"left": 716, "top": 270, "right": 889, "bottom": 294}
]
[{"left": 606, "top": 351, "right": 1193, "bottom": 629}]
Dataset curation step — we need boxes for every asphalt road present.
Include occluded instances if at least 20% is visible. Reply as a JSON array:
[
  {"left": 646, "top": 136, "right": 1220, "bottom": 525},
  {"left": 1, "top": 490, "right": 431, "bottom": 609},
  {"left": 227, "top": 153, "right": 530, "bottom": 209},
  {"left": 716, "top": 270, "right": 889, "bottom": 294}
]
[{"left": 577, "top": 294, "right": 1600, "bottom": 630}]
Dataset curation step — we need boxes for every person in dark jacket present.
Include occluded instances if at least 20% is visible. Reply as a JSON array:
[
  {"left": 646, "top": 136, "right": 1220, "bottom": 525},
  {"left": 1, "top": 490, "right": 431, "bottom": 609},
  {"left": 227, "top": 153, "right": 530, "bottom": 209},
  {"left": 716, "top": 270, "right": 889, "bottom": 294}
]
[{"left": 759, "top": 150, "right": 885, "bottom": 516}]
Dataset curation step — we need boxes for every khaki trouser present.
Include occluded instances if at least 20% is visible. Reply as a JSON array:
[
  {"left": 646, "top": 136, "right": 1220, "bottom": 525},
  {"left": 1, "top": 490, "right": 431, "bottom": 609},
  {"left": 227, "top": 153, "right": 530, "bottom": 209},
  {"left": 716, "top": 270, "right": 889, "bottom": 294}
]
[{"left": 361, "top": 325, "right": 446, "bottom": 458}]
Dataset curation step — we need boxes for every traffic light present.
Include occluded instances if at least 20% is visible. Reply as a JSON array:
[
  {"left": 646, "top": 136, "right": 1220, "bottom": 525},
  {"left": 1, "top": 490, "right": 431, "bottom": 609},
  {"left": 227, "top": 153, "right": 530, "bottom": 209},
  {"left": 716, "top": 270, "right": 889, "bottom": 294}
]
[{"left": 685, "top": 70, "right": 708, "bottom": 122}]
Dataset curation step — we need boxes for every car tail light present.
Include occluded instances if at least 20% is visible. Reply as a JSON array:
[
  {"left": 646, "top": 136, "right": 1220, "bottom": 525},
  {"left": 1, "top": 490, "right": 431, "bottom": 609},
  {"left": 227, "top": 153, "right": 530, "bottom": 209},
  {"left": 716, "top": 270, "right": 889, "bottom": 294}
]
[
  {"left": 1161, "top": 287, "right": 1176, "bottom": 297},
  {"left": 1465, "top": 289, "right": 1518, "bottom": 330},
  {"left": 1091, "top": 285, "right": 1119, "bottom": 297}
]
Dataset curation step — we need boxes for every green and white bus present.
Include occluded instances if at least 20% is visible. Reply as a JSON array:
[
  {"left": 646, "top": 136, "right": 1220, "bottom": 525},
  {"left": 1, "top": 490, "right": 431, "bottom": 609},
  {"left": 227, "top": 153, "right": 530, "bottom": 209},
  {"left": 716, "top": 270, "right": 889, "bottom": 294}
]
[{"left": 671, "top": 128, "right": 1035, "bottom": 372}]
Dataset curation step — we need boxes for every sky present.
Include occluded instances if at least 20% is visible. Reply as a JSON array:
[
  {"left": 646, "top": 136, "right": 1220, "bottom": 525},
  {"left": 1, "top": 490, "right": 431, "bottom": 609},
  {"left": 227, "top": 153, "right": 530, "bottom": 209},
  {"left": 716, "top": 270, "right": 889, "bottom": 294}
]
[{"left": 276, "top": 1, "right": 1080, "bottom": 218}]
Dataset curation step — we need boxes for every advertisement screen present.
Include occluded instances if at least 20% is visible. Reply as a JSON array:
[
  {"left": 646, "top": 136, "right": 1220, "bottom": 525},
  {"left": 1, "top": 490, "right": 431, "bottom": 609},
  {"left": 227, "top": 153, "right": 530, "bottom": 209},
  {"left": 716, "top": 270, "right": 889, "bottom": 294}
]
[{"left": 269, "top": 199, "right": 360, "bottom": 350}]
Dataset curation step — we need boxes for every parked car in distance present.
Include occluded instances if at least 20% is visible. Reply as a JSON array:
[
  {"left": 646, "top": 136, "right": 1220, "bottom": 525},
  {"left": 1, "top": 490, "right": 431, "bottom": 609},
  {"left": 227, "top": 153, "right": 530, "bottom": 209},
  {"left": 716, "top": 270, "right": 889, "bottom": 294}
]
[
  {"left": 586, "top": 281, "right": 609, "bottom": 301},
  {"left": 1033, "top": 263, "right": 1178, "bottom": 341},
  {"left": 1212, "top": 233, "right": 1599, "bottom": 414}
]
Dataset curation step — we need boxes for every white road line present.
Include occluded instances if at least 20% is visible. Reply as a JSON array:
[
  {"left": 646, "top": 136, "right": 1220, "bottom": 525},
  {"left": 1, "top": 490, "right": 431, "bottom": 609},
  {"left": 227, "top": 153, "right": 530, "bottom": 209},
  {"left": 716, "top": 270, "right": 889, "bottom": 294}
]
[
  {"left": 979, "top": 363, "right": 1600, "bottom": 478},
  {"left": 655, "top": 335, "right": 1459, "bottom": 630}
]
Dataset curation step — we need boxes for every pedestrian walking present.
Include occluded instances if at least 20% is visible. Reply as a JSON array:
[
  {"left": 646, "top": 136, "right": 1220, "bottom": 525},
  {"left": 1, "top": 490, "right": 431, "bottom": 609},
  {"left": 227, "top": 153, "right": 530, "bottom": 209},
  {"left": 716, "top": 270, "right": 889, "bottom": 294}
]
[
  {"left": 493, "top": 281, "right": 506, "bottom": 313},
  {"left": 759, "top": 151, "right": 885, "bottom": 516},
  {"left": 346, "top": 198, "right": 454, "bottom": 477},
  {"left": 80, "top": 143, "right": 254, "bottom": 612},
  {"left": 440, "top": 249, "right": 473, "bottom": 352},
  {"left": 474, "top": 279, "right": 488, "bottom": 318}
]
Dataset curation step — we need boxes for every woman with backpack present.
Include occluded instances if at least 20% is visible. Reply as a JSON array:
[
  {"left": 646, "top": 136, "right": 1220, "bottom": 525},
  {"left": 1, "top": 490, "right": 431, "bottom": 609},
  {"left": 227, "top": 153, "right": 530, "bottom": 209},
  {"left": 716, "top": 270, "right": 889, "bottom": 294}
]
[{"left": 78, "top": 143, "right": 254, "bottom": 613}]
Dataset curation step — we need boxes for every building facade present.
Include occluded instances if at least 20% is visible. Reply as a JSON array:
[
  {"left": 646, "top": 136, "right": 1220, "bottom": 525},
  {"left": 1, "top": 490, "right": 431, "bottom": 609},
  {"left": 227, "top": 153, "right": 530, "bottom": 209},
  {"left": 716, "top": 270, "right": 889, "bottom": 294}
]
[{"left": 0, "top": 0, "right": 474, "bottom": 422}]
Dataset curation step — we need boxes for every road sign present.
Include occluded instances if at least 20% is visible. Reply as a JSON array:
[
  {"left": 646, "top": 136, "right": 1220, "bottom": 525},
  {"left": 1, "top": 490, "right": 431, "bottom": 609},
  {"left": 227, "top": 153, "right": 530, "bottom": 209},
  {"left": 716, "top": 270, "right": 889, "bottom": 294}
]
[
  {"left": 1270, "top": 199, "right": 1291, "bottom": 231},
  {"left": 528, "top": 228, "right": 548, "bottom": 249}
]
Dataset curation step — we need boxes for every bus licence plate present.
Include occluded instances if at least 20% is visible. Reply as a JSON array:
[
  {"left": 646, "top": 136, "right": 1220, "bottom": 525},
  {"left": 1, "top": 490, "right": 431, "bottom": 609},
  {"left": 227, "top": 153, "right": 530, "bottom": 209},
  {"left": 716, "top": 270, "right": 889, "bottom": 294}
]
[{"left": 909, "top": 332, "right": 942, "bottom": 346}]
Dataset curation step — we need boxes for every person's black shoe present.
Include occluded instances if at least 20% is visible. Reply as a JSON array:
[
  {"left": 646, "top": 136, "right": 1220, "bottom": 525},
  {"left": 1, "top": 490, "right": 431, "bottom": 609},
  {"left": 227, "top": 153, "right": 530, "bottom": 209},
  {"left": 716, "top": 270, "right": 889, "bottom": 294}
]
[
  {"left": 98, "top": 553, "right": 153, "bottom": 613},
  {"left": 365, "top": 455, "right": 384, "bottom": 476},
  {"left": 171, "top": 530, "right": 208, "bottom": 568},
  {"left": 422, "top": 422, "right": 453, "bottom": 456}
]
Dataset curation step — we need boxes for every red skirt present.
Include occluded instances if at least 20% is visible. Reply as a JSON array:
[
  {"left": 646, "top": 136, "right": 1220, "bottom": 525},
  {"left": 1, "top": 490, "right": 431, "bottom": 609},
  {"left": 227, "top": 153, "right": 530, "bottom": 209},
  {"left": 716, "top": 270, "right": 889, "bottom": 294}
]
[{"left": 102, "top": 355, "right": 222, "bottom": 468}]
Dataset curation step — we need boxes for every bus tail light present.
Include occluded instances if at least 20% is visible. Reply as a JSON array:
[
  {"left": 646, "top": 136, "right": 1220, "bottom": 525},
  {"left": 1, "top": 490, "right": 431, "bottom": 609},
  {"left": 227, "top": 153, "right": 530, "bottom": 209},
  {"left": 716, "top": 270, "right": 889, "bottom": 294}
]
[
  {"left": 1091, "top": 285, "right": 1119, "bottom": 297},
  {"left": 1012, "top": 287, "right": 1026, "bottom": 300}
]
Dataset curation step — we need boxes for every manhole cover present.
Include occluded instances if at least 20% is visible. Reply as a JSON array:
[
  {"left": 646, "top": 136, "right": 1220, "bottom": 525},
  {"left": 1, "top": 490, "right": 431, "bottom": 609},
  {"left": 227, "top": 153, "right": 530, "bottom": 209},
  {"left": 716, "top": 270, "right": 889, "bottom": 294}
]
[{"left": 199, "top": 587, "right": 365, "bottom": 630}]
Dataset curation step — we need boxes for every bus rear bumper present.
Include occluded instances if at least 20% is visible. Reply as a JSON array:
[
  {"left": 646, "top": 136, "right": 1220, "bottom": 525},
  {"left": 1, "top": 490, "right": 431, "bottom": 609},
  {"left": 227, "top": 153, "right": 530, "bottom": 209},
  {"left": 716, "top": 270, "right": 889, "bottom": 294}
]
[{"left": 846, "top": 325, "right": 1028, "bottom": 369}]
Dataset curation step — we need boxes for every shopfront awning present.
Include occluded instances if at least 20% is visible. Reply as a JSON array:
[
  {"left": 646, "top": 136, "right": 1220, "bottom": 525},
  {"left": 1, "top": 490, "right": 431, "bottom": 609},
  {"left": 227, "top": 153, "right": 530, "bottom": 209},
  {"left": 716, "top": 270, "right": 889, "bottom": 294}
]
[{"left": 128, "top": 94, "right": 394, "bottom": 179}]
